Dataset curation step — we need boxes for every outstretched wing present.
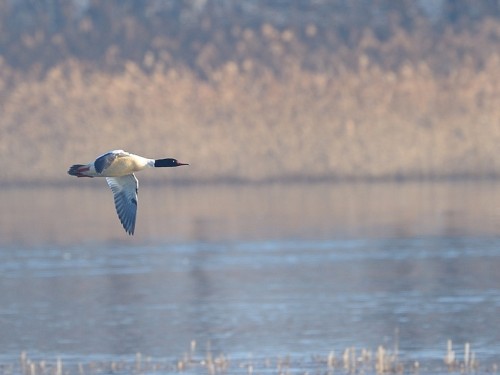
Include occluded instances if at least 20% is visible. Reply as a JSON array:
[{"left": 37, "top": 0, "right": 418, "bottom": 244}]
[{"left": 105, "top": 174, "right": 138, "bottom": 235}]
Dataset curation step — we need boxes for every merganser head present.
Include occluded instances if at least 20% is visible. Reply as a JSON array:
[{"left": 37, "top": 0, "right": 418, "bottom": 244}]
[{"left": 154, "top": 158, "right": 189, "bottom": 167}]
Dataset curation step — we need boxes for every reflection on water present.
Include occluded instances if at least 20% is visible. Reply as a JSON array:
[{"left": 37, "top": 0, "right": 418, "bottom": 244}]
[
  {"left": 0, "top": 181, "right": 500, "bottom": 370},
  {"left": 2, "top": 181, "right": 500, "bottom": 245}
]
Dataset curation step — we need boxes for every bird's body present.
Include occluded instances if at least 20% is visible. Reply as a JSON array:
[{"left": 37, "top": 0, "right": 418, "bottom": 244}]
[
  {"left": 68, "top": 150, "right": 188, "bottom": 235},
  {"left": 68, "top": 150, "right": 153, "bottom": 177}
]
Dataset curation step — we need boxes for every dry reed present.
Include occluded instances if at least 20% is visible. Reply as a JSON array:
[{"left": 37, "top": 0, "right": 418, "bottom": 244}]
[
  {"left": 9, "top": 339, "right": 496, "bottom": 375},
  {"left": 1, "top": 20, "right": 500, "bottom": 185}
]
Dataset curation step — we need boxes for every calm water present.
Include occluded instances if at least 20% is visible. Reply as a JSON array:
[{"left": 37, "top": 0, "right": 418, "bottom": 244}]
[{"left": 0, "top": 181, "right": 500, "bottom": 373}]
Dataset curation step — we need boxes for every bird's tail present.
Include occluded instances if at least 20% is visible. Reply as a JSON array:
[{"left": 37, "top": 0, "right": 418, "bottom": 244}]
[{"left": 68, "top": 164, "right": 93, "bottom": 178}]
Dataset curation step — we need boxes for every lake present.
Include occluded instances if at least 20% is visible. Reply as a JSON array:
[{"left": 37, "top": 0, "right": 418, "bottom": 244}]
[{"left": 0, "top": 181, "right": 499, "bottom": 374}]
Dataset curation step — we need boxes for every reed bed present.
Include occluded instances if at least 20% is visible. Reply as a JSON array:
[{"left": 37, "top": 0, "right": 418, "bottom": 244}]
[
  {"left": 2, "top": 57, "right": 500, "bottom": 185},
  {"left": 1, "top": 16, "right": 500, "bottom": 185},
  {"left": 3, "top": 340, "right": 496, "bottom": 375}
]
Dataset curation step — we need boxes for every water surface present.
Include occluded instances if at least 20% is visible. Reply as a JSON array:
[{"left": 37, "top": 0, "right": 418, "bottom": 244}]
[{"left": 0, "top": 181, "right": 499, "bottom": 373}]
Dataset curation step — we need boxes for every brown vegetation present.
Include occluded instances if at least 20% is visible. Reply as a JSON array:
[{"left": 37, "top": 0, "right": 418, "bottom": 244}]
[
  {"left": 1, "top": 2, "right": 500, "bottom": 184},
  {"left": 8, "top": 339, "right": 493, "bottom": 375}
]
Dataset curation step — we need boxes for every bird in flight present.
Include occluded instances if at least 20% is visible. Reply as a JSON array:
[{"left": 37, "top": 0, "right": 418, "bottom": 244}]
[{"left": 68, "top": 149, "right": 188, "bottom": 235}]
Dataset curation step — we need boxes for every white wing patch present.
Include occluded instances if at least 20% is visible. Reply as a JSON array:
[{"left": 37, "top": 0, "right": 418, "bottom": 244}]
[{"left": 106, "top": 174, "right": 138, "bottom": 235}]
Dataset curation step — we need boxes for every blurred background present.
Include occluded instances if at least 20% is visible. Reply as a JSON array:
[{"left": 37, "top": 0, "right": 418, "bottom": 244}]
[
  {"left": 1, "top": 0, "right": 500, "bottom": 183},
  {"left": 1, "top": 1, "right": 500, "bottom": 374}
]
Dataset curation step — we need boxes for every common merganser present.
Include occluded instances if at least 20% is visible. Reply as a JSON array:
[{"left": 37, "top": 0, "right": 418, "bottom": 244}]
[{"left": 68, "top": 150, "right": 188, "bottom": 235}]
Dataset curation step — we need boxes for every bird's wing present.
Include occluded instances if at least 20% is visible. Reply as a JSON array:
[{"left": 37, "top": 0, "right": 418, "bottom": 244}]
[
  {"left": 106, "top": 174, "right": 138, "bottom": 235},
  {"left": 95, "top": 150, "right": 127, "bottom": 174}
]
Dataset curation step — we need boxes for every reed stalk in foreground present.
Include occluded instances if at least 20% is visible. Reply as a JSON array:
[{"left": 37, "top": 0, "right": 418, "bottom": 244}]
[{"left": 9, "top": 339, "right": 497, "bottom": 375}]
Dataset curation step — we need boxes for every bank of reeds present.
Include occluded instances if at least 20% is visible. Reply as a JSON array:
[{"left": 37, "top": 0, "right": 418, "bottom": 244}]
[
  {"left": 1, "top": 23, "right": 500, "bottom": 185},
  {"left": 8, "top": 339, "right": 496, "bottom": 375}
]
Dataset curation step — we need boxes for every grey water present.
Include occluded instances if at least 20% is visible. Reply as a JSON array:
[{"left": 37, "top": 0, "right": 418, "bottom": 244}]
[{"left": 0, "top": 181, "right": 500, "bottom": 372}]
